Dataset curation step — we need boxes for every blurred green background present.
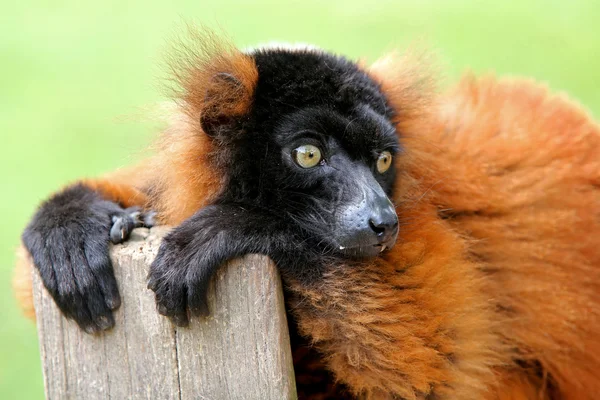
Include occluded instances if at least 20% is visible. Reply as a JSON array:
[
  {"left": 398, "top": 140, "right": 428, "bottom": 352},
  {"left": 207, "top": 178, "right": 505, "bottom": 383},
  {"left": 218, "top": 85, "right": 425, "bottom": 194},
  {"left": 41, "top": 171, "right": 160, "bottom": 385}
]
[{"left": 1, "top": 0, "right": 598, "bottom": 398}]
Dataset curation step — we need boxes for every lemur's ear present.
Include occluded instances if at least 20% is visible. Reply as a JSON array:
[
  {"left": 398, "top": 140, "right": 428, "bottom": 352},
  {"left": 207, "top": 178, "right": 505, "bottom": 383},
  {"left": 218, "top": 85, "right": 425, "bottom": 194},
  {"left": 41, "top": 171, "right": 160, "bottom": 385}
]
[
  {"left": 368, "top": 50, "right": 436, "bottom": 131},
  {"left": 200, "top": 72, "right": 248, "bottom": 136},
  {"left": 169, "top": 27, "right": 258, "bottom": 137}
]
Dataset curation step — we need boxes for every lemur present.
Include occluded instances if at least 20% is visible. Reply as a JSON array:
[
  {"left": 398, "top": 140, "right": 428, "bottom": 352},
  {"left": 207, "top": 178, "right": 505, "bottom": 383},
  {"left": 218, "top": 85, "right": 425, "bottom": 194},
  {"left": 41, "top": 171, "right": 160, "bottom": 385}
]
[{"left": 14, "top": 31, "right": 600, "bottom": 399}]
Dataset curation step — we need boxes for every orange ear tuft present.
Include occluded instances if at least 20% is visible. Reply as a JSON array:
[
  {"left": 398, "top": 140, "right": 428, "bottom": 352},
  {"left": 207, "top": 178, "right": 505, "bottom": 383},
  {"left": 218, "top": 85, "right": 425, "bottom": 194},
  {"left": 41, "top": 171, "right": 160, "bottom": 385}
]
[
  {"left": 167, "top": 27, "right": 258, "bottom": 136},
  {"left": 368, "top": 49, "right": 436, "bottom": 132}
]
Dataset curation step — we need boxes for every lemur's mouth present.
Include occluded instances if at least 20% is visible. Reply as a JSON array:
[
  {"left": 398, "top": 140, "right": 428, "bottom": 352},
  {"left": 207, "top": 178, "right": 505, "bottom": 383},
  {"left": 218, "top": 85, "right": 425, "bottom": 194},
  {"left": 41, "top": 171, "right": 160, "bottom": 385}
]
[{"left": 336, "top": 242, "right": 391, "bottom": 258}]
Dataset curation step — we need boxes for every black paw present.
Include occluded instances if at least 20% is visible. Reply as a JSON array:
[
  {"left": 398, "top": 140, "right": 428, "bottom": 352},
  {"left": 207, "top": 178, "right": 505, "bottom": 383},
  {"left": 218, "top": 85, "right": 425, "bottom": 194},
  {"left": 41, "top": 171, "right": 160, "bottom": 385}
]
[
  {"left": 110, "top": 207, "right": 157, "bottom": 244},
  {"left": 22, "top": 183, "right": 155, "bottom": 333},
  {"left": 147, "top": 212, "right": 223, "bottom": 327},
  {"left": 146, "top": 204, "right": 300, "bottom": 327},
  {"left": 147, "top": 239, "right": 210, "bottom": 327}
]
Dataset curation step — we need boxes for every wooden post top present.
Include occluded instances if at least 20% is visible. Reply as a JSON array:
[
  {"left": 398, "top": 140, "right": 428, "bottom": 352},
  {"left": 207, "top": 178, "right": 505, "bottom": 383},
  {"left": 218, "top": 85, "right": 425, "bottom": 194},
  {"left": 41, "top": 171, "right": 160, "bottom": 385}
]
[{"left": 33, "top": 227, "right": 297, "bottom": 400}]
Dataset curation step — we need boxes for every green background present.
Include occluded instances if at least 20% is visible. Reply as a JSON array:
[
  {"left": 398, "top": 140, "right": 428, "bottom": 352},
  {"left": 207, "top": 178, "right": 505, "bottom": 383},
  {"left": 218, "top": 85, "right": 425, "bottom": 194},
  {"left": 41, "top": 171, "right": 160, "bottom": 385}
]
[{"left": 1, "top": 0, "right": 598, "bottom": 398}]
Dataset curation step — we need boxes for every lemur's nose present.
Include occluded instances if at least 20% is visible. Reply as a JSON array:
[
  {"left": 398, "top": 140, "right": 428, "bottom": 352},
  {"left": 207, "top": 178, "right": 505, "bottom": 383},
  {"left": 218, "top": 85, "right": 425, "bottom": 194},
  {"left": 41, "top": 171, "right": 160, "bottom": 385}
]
[
  {"left": 369, "top": 217, "right": 399, "bottom": 244},
  {"left": 368, "top": 195, "right": 399, "bottom": 244}
]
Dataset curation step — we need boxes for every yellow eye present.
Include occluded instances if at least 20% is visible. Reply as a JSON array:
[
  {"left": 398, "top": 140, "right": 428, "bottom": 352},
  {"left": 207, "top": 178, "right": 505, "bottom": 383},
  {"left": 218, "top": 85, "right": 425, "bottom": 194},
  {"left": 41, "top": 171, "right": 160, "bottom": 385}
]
[
  {"left": 292, "top": 144, "right": 322, "bottom": 168},
  {"left": 376, "top": 151, "right": 393, "bottom": 173}
]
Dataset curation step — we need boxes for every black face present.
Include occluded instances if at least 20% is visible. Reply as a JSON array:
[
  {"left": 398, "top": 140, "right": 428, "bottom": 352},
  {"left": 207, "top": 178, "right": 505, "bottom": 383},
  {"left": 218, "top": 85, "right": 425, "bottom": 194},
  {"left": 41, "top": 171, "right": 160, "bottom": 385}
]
[
  {"left": 22, "top": 45, "right": 402, "bottom": 333},
  {"left": 217, "top": 48, "right": 400, "bottom": 258}
]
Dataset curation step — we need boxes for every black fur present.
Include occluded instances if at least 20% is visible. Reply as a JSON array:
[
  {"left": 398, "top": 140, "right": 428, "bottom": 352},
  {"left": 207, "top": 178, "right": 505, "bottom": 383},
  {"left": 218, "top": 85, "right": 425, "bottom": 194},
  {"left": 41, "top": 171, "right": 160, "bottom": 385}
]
[
  {"left": 23, "top": 48, "right": 400, "bottom": 332},
  {"left": 149, "top": 48, "right": 400, "bottom": 322},
  {"left": 22, "top": 183, "right": 154, "bottom": 332}
]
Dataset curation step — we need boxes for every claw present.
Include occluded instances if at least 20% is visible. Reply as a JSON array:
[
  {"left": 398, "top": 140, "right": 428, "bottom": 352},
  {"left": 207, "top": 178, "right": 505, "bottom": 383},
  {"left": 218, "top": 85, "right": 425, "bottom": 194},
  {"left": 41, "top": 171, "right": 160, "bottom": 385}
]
[
  {"left": 170, "top": 313, "right": 189, "bottom": 327},
  {"left": 83, "top": 325, "right": 99, "bottom": 335},
  {"left": 141, "top": 211, "right": 157, "bottom": 228},
  {"left": 157, "top": 303, "right": 169, "bottom": 316},
  {"left": 110, "top": 216, "right": 132, "bottom": 244},
  {"left": 96, "top": 314, "right": 115, "bottom": 330},
  {"left": 105, "top": 293, "right": 121, "bottom": 310},
  {"left": 189, "top": 303, "right": 210, "bottom": 318},
  {"left": 110, "top": 208, "right": 157, "bottom": 244}
]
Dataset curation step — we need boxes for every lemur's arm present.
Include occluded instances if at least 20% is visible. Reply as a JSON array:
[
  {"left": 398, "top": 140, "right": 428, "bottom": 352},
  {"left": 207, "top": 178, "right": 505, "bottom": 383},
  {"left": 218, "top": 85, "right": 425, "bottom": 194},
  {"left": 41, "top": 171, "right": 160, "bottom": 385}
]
[{"left": 147, "top": 203, "right": 327, "bottom": 326}]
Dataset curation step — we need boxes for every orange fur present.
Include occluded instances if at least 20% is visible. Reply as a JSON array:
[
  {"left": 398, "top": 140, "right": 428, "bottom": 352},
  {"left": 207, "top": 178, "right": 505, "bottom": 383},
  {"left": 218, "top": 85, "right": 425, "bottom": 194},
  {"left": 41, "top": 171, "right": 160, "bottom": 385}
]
[
  {"left": 286, "top": 64, "right": 600, "bottom": 399},
  {"left": 432, "top": 76, "right": 600, "bottom": 399},
  {"left": 145, "top": 109, "right": 223, "bottom": 224},
  {"left": 15, "top": 38, "right": 600, "bottom": 398},
  {"left": 152, "top": 29, "right": 258, "bottom": 224},
  {"left": 13, "top": 244, "right": 35, "bottom": 320},
  {"left": 82, "top": 177, "right": 150, "bottom": 208},
  {"left": 485, "top": 371, "right": 554, "bottom": 400},
  {"left": 287, "top": 180, "right": 507, "bottom": 400},
  {"left": 167, "top": 27, "right": 258, "bottom": 129}
]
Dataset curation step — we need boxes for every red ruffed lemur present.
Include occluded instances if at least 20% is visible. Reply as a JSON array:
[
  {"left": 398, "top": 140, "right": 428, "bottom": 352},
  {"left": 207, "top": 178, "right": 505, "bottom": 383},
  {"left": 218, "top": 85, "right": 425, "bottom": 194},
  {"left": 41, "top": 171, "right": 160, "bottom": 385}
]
[{"left": 13, "top": 30, "right": 600, "bottom": 399}]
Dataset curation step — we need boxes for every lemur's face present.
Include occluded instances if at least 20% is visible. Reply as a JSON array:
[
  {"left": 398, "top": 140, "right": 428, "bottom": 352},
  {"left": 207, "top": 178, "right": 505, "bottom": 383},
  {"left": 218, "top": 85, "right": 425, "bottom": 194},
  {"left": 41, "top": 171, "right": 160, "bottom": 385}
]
[
  {"left": 216, "top": 47, "right": 400, "bottom": 258},
  {"left": 272, "top": 105, "right": 399, "bottom": 258}
]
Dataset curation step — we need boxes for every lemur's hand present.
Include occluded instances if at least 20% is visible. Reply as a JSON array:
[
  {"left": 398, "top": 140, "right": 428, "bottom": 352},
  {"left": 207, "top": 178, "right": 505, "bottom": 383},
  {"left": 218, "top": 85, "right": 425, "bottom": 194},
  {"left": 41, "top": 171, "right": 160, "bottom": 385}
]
[
  {"left": 22, "top": 183, "right": 155, "bottom": 333},
  {"left": 147, "top": 206, "right": 226, "bottom": 326}
]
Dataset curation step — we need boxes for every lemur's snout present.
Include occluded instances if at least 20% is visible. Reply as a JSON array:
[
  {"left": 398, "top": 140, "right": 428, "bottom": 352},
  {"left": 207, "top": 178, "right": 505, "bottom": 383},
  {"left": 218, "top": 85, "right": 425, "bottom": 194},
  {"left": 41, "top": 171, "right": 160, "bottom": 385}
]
[
  {"left": 368, "top": 195, "right": 399, "bottom": 247},
  {"left": 337, "top": 165, "right": 399, "bottom": 257}
]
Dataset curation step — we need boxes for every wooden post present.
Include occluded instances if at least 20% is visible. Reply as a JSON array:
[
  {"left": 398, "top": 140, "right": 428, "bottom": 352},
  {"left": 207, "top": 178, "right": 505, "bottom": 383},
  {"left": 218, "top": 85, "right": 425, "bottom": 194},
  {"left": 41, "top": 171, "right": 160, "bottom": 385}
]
[{"left": 32, "top": 227, "right": 297, "bottom": 400}]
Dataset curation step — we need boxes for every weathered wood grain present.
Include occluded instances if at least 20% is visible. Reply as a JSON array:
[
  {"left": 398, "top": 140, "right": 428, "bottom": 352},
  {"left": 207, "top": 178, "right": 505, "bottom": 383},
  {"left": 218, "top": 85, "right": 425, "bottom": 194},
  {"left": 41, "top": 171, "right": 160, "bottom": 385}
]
[{"left": 32, "top": 227, "right": 297, "bottom": 400}]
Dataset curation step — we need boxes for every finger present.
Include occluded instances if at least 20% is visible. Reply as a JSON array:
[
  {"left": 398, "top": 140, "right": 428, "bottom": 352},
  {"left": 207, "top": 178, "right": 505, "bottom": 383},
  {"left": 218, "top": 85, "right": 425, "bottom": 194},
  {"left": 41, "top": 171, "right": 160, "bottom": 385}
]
[
  {"left": 69, "top": 237, "right": 115, "bottom": 332},
  {"left": 187, "top": 279, "right": 211, "bottom": 317},
  {"left": 110, "top": 214, "right": 136, "bottom": 244},
  {"left": 47, "top": 242, "right": 95, "bottom": 331},
  {"left": 140, "top": 210, "right": 157, "bottom": 228},
  {"left": 186, "top": 256, "right": 217, "bottom": 317},
  {"left": 169, "top": 313, "right": 190, "bottom": 327},
  {"left": 123, "top": 206, "right": 142, "bottom": 214},
  {"left": 153, "top": 279, "right": 188, "bottom": 321},
  {"left": 149, "top": 247, "right": 189, "bottom": 324},
  {"left": 84, "top": 230, "right": 121, "bottom": 310},
  {"left": 126, "top": 207, "right": 157, "bottom": 229},
  {"left": 23, "top": 231, "right": 58, "bottom": 295}
]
